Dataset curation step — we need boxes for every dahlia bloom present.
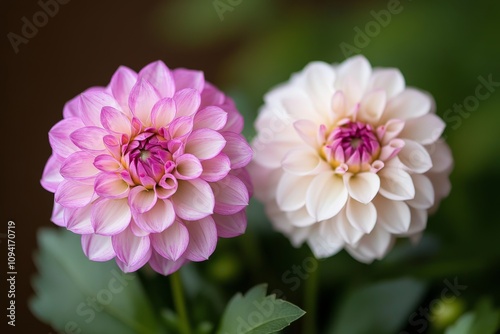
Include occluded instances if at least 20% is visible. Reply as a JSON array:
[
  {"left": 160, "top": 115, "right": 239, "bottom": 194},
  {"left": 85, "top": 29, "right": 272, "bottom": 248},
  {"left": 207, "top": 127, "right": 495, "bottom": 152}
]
[
  {"left": 249, "top": 56, "right": 452, "bottom": 263},
  {"left": 41, "top": 61, "right": 252, "bottom": 274}
]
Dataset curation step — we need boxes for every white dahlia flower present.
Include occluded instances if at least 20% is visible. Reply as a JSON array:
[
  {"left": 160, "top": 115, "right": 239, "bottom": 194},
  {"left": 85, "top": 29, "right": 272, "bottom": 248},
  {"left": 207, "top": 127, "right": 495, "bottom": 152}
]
[{"left": 249, "top": 55, "right": 452, "bottom": 263}]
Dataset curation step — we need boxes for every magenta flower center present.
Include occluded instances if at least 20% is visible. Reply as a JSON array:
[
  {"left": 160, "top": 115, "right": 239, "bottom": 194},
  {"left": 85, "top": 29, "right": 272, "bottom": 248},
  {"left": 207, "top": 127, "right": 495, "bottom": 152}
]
[{"left": 322, "top": 121, "right": 381, "bottom": 173}]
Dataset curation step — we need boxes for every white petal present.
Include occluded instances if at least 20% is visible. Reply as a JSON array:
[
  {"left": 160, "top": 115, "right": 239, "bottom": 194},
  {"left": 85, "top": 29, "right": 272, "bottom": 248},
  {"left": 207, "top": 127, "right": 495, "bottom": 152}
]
[
  {"left": 373, "top": 196, "right": 410, "bottom": 234},
  {"left": 403, "top": 207, "right": 428, "bottom": 235},
  {"left": 407, "top": 174, "right": 434, "bottom": 209},
  {"left": 282, "top": 148, "right": 327, "bottom": 176},
  {"left": 307, "top": 223, "right": 343, "bottom": 258},
  {"left": 346, "top": 198, "right": 377, "bottom": 233},
  {"left": 333, "top": 209, "right": 364, "bottom": 245},
  {"left": 428, "top": 139, "right": 453, "bottom": 173},
  {"left": 302, "top": 61, "right": 336, "bottom": 122},
  {"left": 358, "top": 90, "right": 386, "bottom": 124},
  {"left": 400, "top": 114, "right": 445, "bottom": 145},
  {"left": 367, "top": 68, "right": 405, "bottom": 99},
  {"left": 277, "top": 173, "right": 314, "bottom": 212},
  {"left": 346, "top": 225, "right": 393, "bottom": 261},
  {"left": 398, "top": 139, "right": 432, "bottom": 173},
  {"left": 306, "top": 172, "right": 348, "bottom": 221},
  {"left": 335, "top": 55, "right": 372, "bottom": 107},
  {"left": 287, "top": 207, "right": 316, "bottom": 227},
  {"left": 344, "top": 172, "right": 380, "bottom": 204},
  {"left": 383, "top": 88, "right": 432, "bottom": 121},
  {"left": 378, "top": 166, "right": 415, "bottom": 200}
]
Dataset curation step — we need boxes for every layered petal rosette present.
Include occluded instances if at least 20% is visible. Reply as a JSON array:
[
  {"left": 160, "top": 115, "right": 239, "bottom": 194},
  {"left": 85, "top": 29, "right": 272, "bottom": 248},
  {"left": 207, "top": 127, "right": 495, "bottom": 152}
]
[
  {"left": 41, "top": 61, "right": 252, "bottom": 274},
  {"left": 249, "top": 55, "right": 452, "bottom": 263}
]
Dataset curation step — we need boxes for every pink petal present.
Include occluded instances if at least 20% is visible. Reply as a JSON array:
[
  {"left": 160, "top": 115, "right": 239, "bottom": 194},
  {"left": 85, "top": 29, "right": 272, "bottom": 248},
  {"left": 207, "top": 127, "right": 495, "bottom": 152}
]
[
  {"left": 221, "top": 107, "right": 244, "bottom": 133},
  {"left": 81, "top": 234, "right": 116, "bottom": 261},
  {"left": 184, "top": 216, "right": 217, "bottom": 262},
  {"left": 94, "top": 173, "right": 130, "bottom": 199},
  {"left": 168, "top": 116, "right": 194, "bottom": 139},
  {"left": 48, "top": 117, "right": 85, "bottom": 158},
  {"left": 211, "top": 174, "right": 249, "bottom": 215},
  {"left": 200, "top": 83, "right": 225, "bottom": 108},
  {"left": 174, "top": 154, "right": 202, "bottom": 180},
  {"left": 63, "top": 95, "right": 81, "bottom": 118},
  {"left": 151, "top": 220, "right": 189, "bottom": 261},
  {"left": 129, "top": 186, "right": 158, "bottom": 213},
  {"left": 108, "top": 66, "right": 138, "bottom": 114},
  {"left": 91, "top": 198, "right": 131, "bottom": 235},
  {"left": 128, "top": 79, "right": 161, "bottom": 126},
  {"left": 213, "top": 210, "right": 247, "bottom": 238},
  {"left": 151, "top": 98, "right": 176, "bottom": 129},
  {"left": 185, "top": 129, "right": 226, "bottom": 160},
  {"left": 138, "top": 61, "right": 175, "bottom": 98},
  {"left": 93, "top": 154, "right": 122, "bottom": 172},
  {"left": 55, "top": 180, "right": 94, "bottom": 208},
  {"left": 173, "top": 68, "right": 204, "bottom": 92},
  {"left": 172, "top": 179, "right": 214, "bottom": 220},
  {"left": 51, "top": 202, "right": 66, "bottom": 227},
  {"left": 306, "top": 171, "right": 348, "bottom": 221},
  {"left": 100, "top": 106, "right": 132, "bottom": 136},
  {"left": 134, "top": 199, "right": 176, "bottom": 233},
  {"left": 70, "top": 126, "right": 109, "bottom": 151},
  {"left": 174, "top": 88, "right": 201, "bottom": 117},
  {"left": 78, "top": 90, "right": 120, "bottom": 126},
  {"left": 230, "top": 168, "right": 253, "bottom": 197},
  {"left": 60, "top": 151, "right": 99, "bottom": 181},
  {"left": 149, "top": 250, "right": 186, "bottom": 276},
  {"left": 200, "top": 154, "right": 231, "bottom": 182},
  {"left": 112, "top": 227, "right": 151, "bottom": 272},
  {"left": 65, "top": 205, "right": 94, "bottom": 234},
  {"left": 193, "top": 106, "right": 227, "bottom": 131},
  {"left": 41, "top": 154, "right": 64, "bottom": 192},
  {"left": 221, "top": 132, "right": 253, "bottom": 169}
]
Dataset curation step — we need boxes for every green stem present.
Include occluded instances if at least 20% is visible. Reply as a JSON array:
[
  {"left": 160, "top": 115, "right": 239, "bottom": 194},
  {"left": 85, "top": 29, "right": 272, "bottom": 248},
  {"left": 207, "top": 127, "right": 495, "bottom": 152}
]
[
  {"left": 171, "top": 270, "right": 192, "bottom": 334},
  {"left": 304, "top": 259, "right": 319, "bottom": 334}
]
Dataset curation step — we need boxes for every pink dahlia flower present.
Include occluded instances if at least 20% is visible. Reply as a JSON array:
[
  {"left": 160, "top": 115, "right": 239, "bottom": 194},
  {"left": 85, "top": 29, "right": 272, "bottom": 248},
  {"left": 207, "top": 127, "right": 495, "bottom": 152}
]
[
  {"left": 41, "top": 61, "right": 253, "bottom": 274},
  {"left": 249, "top": 56, "right": 452, "bottom": 263}
]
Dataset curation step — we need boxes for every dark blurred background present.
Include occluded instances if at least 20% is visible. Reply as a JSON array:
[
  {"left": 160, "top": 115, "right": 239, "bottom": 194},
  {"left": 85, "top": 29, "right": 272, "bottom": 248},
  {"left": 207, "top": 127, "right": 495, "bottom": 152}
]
[{"left": 3, "top": 0, "right": 500, "bottom": 333}]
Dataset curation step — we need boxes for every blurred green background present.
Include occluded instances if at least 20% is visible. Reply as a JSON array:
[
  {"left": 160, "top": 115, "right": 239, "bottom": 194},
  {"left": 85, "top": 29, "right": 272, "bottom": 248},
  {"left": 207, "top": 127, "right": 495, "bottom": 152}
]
[{"left": 3, "top": 0, "right": 500, "bottom": 333}]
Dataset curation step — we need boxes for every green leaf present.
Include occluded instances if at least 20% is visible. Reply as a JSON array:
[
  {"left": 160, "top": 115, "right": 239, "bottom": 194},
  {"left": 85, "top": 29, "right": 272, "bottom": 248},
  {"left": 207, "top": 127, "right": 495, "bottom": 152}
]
[
  {"left": 29, "top": 228, "right": 160, "bottom": 334},
  {"left": 445, "top": 298, "right": 500, "bottom": 334},
  {"left": 217, "top": 284, "right": 305, "bottom": 334},
  {"left": 327, "top": 278, "right": 426, "bottom": 334}
]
